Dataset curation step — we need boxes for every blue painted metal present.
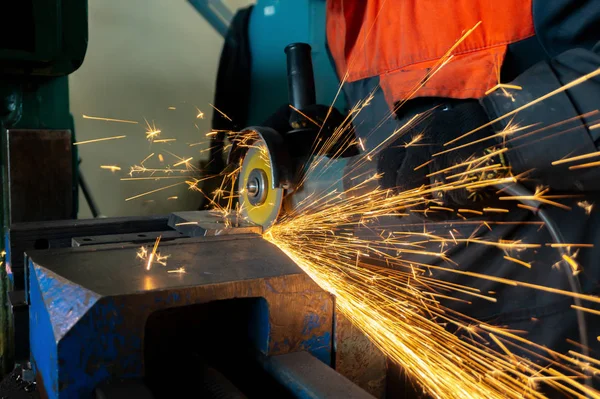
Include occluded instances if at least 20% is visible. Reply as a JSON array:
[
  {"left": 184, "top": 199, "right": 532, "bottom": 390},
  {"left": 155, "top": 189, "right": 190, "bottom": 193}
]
[
  {"left": 28, "top": 234, "right": 333, "bottom": 398},
  {"left": 247, "top": 0, "right": 346, "bottom": 126},
  {"left": 188, "top": 0, "right": 233, "bottom": 38}
]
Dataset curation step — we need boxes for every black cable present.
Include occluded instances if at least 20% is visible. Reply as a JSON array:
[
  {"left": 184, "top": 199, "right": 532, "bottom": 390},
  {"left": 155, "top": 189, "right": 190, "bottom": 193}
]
[
  {"left": 494, "top": 183, "right": 590, "bottom": 362},
  {"left": 77, "top": 159, "right": 101, "bottom": 218}
]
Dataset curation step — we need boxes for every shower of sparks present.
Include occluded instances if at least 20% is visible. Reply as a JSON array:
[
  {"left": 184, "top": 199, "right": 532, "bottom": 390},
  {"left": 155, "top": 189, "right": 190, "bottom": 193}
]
[
  {"left": 113, "top": 17, "right": 600, "bottom": 398},
  {"left": 100, "top": 165, "right": 121, "bottom": 172},
  {"left": 73, "top": 135, "right": 126, "bottom": 145},
  {"left": 82, "top": 114, "right": 138, "bottom": 124}
]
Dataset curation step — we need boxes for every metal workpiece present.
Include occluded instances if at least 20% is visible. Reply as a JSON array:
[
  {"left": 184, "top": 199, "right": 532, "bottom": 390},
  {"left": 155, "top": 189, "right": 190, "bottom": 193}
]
[
  {"left": 260, "top": 351, "right": 374, "bottom": 399},
  {"left": 6, "top": 215, "right": 170, "bottom": 291},
  {"left": 168, "top": 210, "right": 263, "bottom": 237},
  {"left": 27, "top": 234, "right": 334, "bottom": 398},
  {"left": 72, "top": 230, "right": 185, "bottom": 247}
]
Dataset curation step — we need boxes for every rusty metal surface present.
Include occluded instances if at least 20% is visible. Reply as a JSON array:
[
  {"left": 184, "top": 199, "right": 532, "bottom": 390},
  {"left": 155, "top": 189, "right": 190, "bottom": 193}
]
[
  {"left": 335, "top": 311, "right": 387, "bottom": 398},
  {"left": 6, "top": 129, "right": 74, "bottom": 224},
  {"left": 168, "top": 210, "right": 262, "bottom": 237},
  {"left": 27, "top": 234, "right": 334, "bottom": 398}
]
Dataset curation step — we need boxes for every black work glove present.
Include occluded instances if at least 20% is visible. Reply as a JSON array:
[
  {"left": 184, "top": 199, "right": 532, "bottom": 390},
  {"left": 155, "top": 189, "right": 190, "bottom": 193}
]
[{"left": 388, "top": 99, "right": 508, "bottom": 209}]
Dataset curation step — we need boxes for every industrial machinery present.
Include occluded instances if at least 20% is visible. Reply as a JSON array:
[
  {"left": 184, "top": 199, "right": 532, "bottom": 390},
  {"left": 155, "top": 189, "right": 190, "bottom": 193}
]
[
  {"left": 230, "top": 43, "right": 356, "bottom": 230},
  {"left": 0, "top": 2, "right": 385, "bottom": 398}
]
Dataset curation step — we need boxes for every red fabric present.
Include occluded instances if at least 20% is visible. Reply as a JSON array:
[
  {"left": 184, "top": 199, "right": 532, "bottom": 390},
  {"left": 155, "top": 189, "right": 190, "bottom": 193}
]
[{"left": 327, "top": 0, "right": 535, "bottom": 106}]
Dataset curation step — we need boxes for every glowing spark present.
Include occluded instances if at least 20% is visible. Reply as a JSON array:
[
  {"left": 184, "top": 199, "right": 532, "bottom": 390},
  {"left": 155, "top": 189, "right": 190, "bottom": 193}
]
[
  {"left": 125, "top": 182, "right": 185, "bottom": 201},
  {"left": 167, "top": 196, "right": 178, "bottom": 200},
  {"left": 414, "top": 159, "right": 433, "bottom": 171},
  {"left": 168, "top": 106, "right": 176, "bottom": 110},
  {"left": 483, "top": 207, "right": 509, "bottom": 213},
  {"left": 100, "top": 165, "right": 121, "bottom": 172},
  {"left": 503, "top": 256, "right": 531, "bottom": 269},
  {"left": 546, "top": 243, "right": 593, "bottom": 248},
  {"left": 73, "top": 135, "right": 126, "bottom": 145},
  {"left": 120, "top": 176, "right": 190, "bottom": 181},
  {"left": 147, "top": 236, "right": 160, "bottom": 270},
  {"left": 173, "top": 157, "right": 193, "bottom": 167},
  {"left": 167, "top": 267, "right": 186, "bottom": 274},
  {"left": 569, "top": 160, "right": 600, "bottom": 170},
  {"left": 562, "top": 254, "right": 581, "bottom": 275},
  {"left": 153, "top": 138, "right": 176, "bottom": 143},
  {"left": 571, "top": 305, "right": 600, "bottom": 317},
  {"left": 196, "top": 107, "right": 205, "bottom": 119},
  {"left": 158, "top": 154, "right": 164, "bottom": 162},
  {"left": 208, "top": 103, "right": 232, "bottom": 121},
  {"left": 552, "top": 151, "right": 600, "bottom": 166},
  {"left": 289, "top": 105, "right": 322, "bottom": 128},
  {"left": 358, "top": 138, "right": 365, "bottom": 151},
  {"left": 484, "top": 83, "right": 522, "bottom": 96},
  {"left": 144, "top": 119, "right": 161, "bottom": 142},
  {"left": 175, "top": 222, "right": 199, "bottom": 226},
  {"left": 577, "top": 201, "right": 594, "bottom": 215},
  {"left": 140, "top": 153, "right": 155, "bottom": 165},
  {"left": 458, "top": 209, "right": 483, "bottom": 215},
  {"left": 82, "top": 114, "right": 138, "bottom": 124}
]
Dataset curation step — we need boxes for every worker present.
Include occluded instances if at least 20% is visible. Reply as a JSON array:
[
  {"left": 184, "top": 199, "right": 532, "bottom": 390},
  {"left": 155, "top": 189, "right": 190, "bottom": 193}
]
[{"left": 265, "top": 0, "right": 600, "bottom": 394}]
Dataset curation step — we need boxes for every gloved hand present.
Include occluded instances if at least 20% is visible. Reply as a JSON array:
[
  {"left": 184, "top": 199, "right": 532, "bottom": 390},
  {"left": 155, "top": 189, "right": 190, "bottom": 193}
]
[{"left": 389, "top": 99, "right": 509, "bottom": 209}]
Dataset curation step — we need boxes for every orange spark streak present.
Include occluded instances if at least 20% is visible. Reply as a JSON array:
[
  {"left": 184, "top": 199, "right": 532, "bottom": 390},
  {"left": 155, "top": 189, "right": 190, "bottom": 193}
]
[
  {"left": 73, "top": 135, "right": 126, "bottom": 145},
  {"left": 100, "top": 165, "right": 121, "bottom": 172},
  {"left": 569, "top": 160, "right": 600, "bottom": 170},
  {"left": 209, "top": 103, "right": 232, "bottom": 121},
  {"left": 562, "top": 255, "right": 581, "bottom": 275},
  {"left": 289, "top": 105, "right": 322, "bottom": 128},
  {"left": 547, "top": 243, "right": 594, "bottom": 248},
  {"left": 458, "top": 209, "right": 483, "bottom": 215},
  {"left": 503, "top": 256, "right": 531, "bottom": 269},
  {"left": 82, "top": 114, "right": 138, "bottom": 124},
  {"left": 146, "top": 236, "right": 161, "bottom": 270},
  {"left": 173, "top": 157, "right": 193, "bottom": 167},
  {"left": 552, "top": 151, "right": 600, "bottom": 165},
  {"left": 154, "top": 138, "right": 176, "bottom": 143},
  {"left": 483, "top": 208, "right": 509, "bottom": 213},
  {"left": 125, "top": 182, "right": 185, "bottom": 201},
  {"left": 571, "top": 305, "right": 600, "bottom": 317}
]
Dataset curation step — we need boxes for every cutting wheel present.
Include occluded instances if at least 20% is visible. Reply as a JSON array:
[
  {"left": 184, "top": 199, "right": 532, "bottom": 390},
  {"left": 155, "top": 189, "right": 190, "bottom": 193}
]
[{"left": 237, "top": 143, "right": 283, "bottom": 231}]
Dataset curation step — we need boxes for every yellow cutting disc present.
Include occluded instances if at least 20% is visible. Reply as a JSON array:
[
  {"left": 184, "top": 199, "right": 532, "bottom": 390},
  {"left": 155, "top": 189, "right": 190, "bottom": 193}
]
[{"left": 238, "top": 144, "right": 283, "bottom": 231}]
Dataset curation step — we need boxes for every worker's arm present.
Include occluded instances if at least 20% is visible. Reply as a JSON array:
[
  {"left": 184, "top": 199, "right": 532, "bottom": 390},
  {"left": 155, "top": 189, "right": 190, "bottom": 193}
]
[{"left": 481, "top": 42, "right": 600, "bottom": 192}]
